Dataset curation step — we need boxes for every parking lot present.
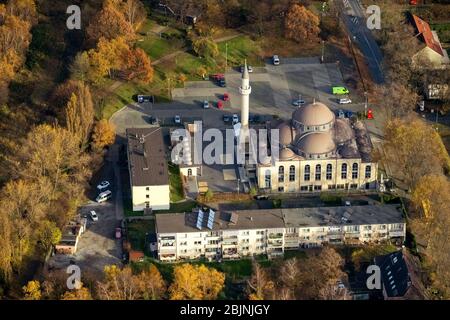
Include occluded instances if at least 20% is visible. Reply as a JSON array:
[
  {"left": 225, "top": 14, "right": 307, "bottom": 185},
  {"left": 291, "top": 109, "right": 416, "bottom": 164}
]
[
  {"left": 111, "top": 57, "right": 367, "bottom": 136},
  {"left": 47, "top": 147, "right": 123, "bottom": 277}
]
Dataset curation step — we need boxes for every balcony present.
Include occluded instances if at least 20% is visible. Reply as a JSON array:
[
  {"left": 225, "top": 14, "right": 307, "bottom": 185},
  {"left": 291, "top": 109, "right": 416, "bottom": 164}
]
[
  {"left": 268, "top": 233, "right": 283, "bottom": 239},
  {"left": 389, "top": 230, "right": 405, "bottom": 237}
]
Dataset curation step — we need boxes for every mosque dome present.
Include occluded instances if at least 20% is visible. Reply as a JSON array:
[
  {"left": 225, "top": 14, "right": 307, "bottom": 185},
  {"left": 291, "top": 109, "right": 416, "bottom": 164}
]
[
  {"left": 296, "top": 132, "right": 336, "bottom": 156},
  {"left": 292, "top": 102, "right": 335, "bottom": 127}
]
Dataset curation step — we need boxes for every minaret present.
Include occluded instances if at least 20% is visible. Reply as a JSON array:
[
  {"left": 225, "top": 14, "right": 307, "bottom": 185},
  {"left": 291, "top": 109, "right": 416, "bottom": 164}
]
[{"left": 239, "top": 60, "right": 251, "bottom": 128}]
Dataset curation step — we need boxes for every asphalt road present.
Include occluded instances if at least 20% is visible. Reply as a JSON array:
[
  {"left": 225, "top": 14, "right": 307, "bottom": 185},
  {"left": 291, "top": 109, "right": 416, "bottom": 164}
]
[{"left": 340, "top": 0, "right": 385, "bottom": 84}]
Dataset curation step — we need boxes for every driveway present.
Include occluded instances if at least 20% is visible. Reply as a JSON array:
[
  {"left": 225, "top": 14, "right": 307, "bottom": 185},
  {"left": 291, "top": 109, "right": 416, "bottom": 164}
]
[{"left": 47, "top": 147, "right": 124, "bottom": 277}]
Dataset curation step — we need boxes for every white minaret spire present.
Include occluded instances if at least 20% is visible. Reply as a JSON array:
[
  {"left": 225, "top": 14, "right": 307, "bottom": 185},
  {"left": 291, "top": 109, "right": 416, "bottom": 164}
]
[{"left": 239, "top": 59, "right": 251, "bottom": 128}]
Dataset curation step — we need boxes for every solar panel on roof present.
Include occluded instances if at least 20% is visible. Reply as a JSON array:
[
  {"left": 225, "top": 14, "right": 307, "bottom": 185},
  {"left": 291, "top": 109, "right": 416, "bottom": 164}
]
[
  {"left": 196, "top": 210, "right": 204, "bottom": 230},
  {"left": 207, "top": 210, "right": 215, "bottom": 229}
]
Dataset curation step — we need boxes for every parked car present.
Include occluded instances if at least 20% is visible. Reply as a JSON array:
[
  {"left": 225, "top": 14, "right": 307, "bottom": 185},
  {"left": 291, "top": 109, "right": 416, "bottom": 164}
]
[
  {"left": 97, "top": 180, "right": 110, "bottom": 191},
  {"left": 339, "top": 98, "right": 352, "bottom": 104},
  {"left": 217, "top": 100, "right": 223, "bottom": 109},
  {"left": 96, "top": 190, "right": 112, "bottom": 203},
  {"left": 292, "top": 99, "right": 305, "bottom": 106},
  {"left": 137, "top": 95, "right": 153, "bottom": 104},
  {"left": 115, "top": 227, "right": 122, "bottom": 239},
  {"left": 223, "top": 93, "right": 229, "bottom": 101},
  {"left": 90, "top": 210, "right": 99, "bottom": 222},
  {"left": 174, "top": 115, "right": 181, "bottom": 124},
  {"left": 240, "top": 65, "right": 253, "bottom": 73},
  {"left": 336, "top": 109, "right": 354, "bottom": 119},
  {"left": 332, "top": 86, "right": 350, "bottom": 95},
  {"left": 254, "top": 195, "right": 269, "bottom": 200},
  {"left": 203, "top": 100, "right": 210, "bottom": 109},
  {"left": 148, "top": 116, "right": 159, "bottom": 125},
  {"left": 211, "top": 74, "right": 226, "bottom": 87},
  {"left": 232, "top": 114, "right": 239, "bottom": 124},
  {"left": 272, "top": 55, "right": 280, "bottom": 65},
  {"left": 223, "top": 114, "right": 230, "bottom": 123}
]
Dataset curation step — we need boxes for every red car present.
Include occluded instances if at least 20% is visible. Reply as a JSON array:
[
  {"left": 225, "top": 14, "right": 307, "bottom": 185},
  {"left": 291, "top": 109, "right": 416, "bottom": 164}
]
[
  {"left": 223, "top": 93, "right": 229, "bottom": 101},
  {"left": 367, "top": 109, "right": 374, "bottom": 120},
  {"left": 217, "top": 100, "right": 224, "bottom": 109}
]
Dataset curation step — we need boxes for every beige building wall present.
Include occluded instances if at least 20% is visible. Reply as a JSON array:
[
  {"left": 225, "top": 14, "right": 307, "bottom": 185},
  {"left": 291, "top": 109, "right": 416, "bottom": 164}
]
[
  {"left": 257, "top": 158, "right": 377, "bottom": 193},
  {"left": 413, "top": 47, "right": 449, "bottom": 69},
  {"left": 132, "top": 185, "right": 170, "bottom": 211}
]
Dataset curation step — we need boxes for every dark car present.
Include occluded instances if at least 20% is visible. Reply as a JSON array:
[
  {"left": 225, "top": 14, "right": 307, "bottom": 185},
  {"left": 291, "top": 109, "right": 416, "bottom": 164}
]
[
  {"left": 249, "top": 114, "right": 260, "bottom": 123},
  {"left": 223, "top": 115, "right": 230, "bottom": 123},
  {"left": 336, "top": 109, "right": 354, "bottom": 119},
  {"left": 148, "top": 116, "right": 159, "bottom": 125},
  {"left": 218, "top": 78, "right": 226, "bottom": 87},
  {"left": 254, "top": 195, "right": 269, "bottom": 200}
]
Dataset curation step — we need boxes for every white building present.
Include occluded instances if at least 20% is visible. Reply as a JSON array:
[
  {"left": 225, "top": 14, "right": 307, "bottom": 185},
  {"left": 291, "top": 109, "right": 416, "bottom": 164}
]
[
  {"left": 127, "top": 128, "right": 170, "bottom": 211},
  {"left": 155, "top": 205, "right": 405, "bottom": 262}
]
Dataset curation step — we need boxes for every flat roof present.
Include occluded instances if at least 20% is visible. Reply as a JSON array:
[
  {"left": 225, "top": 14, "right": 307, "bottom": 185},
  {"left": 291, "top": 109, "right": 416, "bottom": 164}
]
[
  {"left": 283, "top": 205, "right": 404, "bottom": 228},
  {"left": 127, "top": 127, "right": 169, "bottom": 187},
  {"left": 155, "top": 209, "right": 285, "bottom": 234},
  {"left": 155, "top": 205, "right": 404, "bottom": 234}
]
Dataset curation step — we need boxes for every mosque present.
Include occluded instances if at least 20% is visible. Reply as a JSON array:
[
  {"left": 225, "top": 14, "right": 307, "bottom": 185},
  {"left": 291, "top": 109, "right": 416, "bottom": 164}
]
[{"left": 238, "top": 63, "right": 378, "bottom": 193}]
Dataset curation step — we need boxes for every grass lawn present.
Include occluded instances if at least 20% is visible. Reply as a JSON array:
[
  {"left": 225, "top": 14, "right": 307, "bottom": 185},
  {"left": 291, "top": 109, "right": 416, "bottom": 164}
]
[
  {"left": 168, "top": 163, "right": 184, "bottom": 202},
  {"left": 217, "top": 35, "right": 264, "bottom": 67},
  {"left": 100, "top": 69, "right": 170, "bottom": 120},
  {"left": 154, "top": 200, "right": 198, "bottom": 214},
  {"left": 127, "top": 220, "right": 155, "bottom": 252},
  {"left": 137, "top": 27, "right": 185, "bottom": 61}
]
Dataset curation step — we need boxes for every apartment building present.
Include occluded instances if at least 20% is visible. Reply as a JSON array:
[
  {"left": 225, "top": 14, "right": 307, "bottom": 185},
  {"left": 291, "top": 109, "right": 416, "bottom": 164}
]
[
  {"left": 127, "top": 128, "right": 170, "bottom": 211},
  {"left": 155, "top": 205, "right": 405, "bottom": 262}
]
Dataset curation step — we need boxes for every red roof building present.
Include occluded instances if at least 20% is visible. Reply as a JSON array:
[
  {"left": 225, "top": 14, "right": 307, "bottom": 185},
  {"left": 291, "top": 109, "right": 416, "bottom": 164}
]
[{"left": 410, "top": 14, "right": 449, "bottom": 68}]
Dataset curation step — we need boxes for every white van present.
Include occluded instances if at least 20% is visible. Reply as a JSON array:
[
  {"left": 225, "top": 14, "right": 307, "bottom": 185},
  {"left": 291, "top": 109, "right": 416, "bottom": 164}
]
[
  {"left": 272, "top": 55, "right": 280, "bottom": 65},
  {"left": 96, "top": 190, "right": 112, "bottom": 203}
]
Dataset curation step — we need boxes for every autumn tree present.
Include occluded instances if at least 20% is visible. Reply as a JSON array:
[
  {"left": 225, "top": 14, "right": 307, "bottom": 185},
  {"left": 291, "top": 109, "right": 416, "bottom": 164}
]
[
  {"left": 36, "top": 221, "right": 61, "bottom": 252},
  {"left": 285, "top": 4, "right": 320, "bottom": 43},
  {"left": 22, "top": 280, "right": 41, "bottom": 300},
  {"left": 410, "top": 174, "right": 450, "bottom": 298},
  {"left": 86, "top": 0, "right": 134, "bottom": 43},
  {"left": 294, "top": 247, "right": 347, "bottom": 300},
  {"left": 247, "top": 262, "right": 274, "bottom": 300},
  {"left": 13, "top": 124, "right": 92, "bottom": 226},
  {"left": 70, "top": 52, "right": 91, "bottom": 82},
  {"left": 374, "top": 83, "right": 419, "bottom": 120},
  {"left": 192, "top": 36, "right": 219, "bottom": 60},
  {"left": 6, "top": 0, "right": 38, "bottom": 23},
  {"left": 91, "top": 120, "right": 116, "bottom": 151},
  {"left": 120, "top": 0, "right": 147, "bottom": 31},
  {"left": 61, "top": 286, "right": 93, "bottom": 300},
  {"left": 378, "top": 117, "right": 450, "bottom": 191},
  {"left": 65, "top": 82, "right": 95, "bottom": 149},
  {"left": 135, "top": 264, "right": 166, "bottom": 300},
  {"left": 97, "top": 265, "right": 140, "bottom": 300},
  {"left": 127, "top": 48, "right": 154, "bottom": 83},
  {"left": 86, "top": 36, "right": 132, "bottom": 83},
  {"left": 169, "top": 264, "right": 225, "bottom": 300}
]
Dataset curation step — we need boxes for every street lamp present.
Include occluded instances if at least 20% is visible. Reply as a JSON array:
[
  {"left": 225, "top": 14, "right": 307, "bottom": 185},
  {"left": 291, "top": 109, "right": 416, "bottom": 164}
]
[
  {"left": 225, "top": 42, "right": 228, "bottom": 72},
  {"left": 237, "top": 178, "right": 240, "bottom": 194},
  {"left": 321, "top": 40, "right": 325, "bottom": 63},
  {"left": 364, "top": 91, "right": 368, "bottom": 117}
]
